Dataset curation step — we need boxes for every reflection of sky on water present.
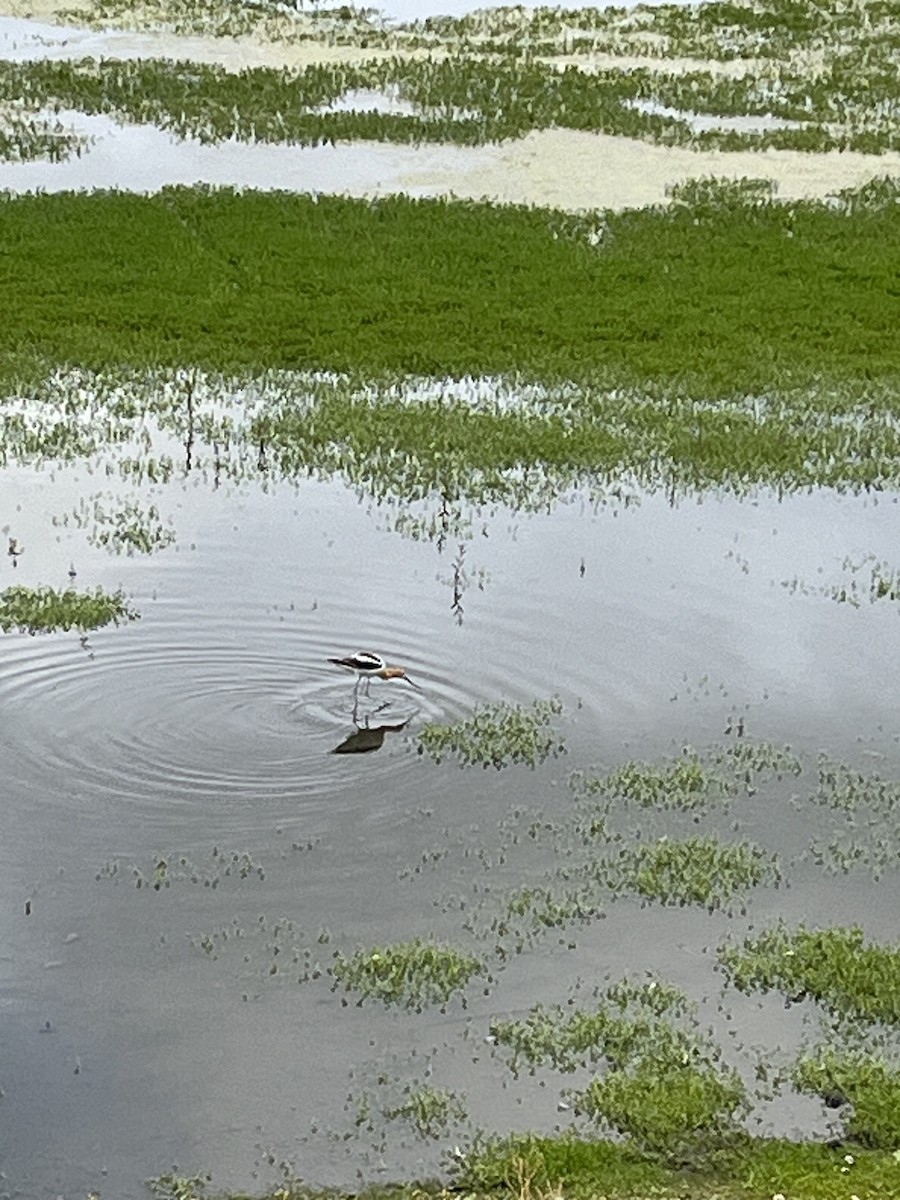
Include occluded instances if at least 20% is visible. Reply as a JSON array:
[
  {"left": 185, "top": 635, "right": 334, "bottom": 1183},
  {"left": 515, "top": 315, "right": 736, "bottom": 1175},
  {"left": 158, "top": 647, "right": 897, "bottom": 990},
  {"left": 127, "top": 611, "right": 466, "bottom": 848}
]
[
  {"left": 626, "top": 96, "right": 813, "bottom": 135},
  {"left": 0, "top": 0, "right": 682, "bottom": 52},
  {"left": 0, "top": 13, "right": 252, "bottom": 61},
  {"left": 0, "top": 105, "right": 499, "bottom": 193}
]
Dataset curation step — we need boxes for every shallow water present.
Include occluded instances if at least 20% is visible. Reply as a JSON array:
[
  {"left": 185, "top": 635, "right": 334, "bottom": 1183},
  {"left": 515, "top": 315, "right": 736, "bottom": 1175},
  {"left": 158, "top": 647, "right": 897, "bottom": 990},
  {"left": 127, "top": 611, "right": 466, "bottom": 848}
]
[
  {"left": 0, "top": 103, "right": 503, "bottom": 195},
  {"left": 1, "top": 373, "right": 900, "bottom": 1197}
]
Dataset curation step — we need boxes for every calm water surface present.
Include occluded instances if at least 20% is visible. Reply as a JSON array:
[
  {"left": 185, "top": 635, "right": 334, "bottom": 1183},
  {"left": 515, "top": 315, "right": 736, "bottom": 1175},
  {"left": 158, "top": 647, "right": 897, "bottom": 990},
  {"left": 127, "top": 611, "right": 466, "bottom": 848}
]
[{"left": 1, "top": 375, "right": 900, "bottom": 1197}]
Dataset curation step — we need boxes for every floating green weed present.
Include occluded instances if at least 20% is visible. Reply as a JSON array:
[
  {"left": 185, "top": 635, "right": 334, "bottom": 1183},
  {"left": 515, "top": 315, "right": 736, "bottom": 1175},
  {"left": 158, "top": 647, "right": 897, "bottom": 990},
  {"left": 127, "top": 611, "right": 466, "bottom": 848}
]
[
  {"left": 0, "top": 584, "right": 138, "bottom": 634},
  {"left": 330, "top": 938, "right": 484, "bottom": 1009},
  {"left": 719, "top": 923, "right": 900, "bottom": 1023},
  {"left": 417, "top": 698, "right": 564, "bottom": 769}
]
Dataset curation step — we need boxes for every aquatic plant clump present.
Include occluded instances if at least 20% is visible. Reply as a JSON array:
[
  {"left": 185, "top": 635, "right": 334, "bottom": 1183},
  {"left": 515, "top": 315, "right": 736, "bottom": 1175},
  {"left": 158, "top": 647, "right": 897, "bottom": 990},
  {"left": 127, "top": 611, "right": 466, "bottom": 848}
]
[
  {"left": 382, "top": 1084, "right": 468, "bottom": 1140},
  {"left": 490, "top": 977, "right": 747, "bottom": 1159},
  {"left": 490, "top": 979, "right": 697, "bottom": 1075},
  {"left": 574, "top": 754, "right": 733, "bottom": 812},
  {"left": 613, "top": 835, "right": 779, "bottom": 912},
  {"left": 576, "top": 1057, "right": 748, "bottom": 1159},
  {"left": 571, "top": 741, "right": 802, "bottom": 820},
  {"left": 793, "top": 1047, "right": 900, "bottom": 1149},
  {"left": 0, "top": 104, "right": 87, "bottom": 164},
  {"left": 330, "top": 938, "right": 484, "bottom": 1009},
  {"left": 0, "top": 584, "right": 139, "bottom": 634},
  {"left": 417, "top": 697, "right": 564, "bottom": 769},
  {"left": 719, "top": 923, "right": 900, "bottom": 1023}
]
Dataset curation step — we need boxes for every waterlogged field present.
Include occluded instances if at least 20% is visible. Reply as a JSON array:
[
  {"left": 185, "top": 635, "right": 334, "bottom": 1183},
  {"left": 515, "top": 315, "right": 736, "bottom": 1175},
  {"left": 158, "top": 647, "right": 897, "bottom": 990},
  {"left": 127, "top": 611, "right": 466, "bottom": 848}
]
[
  {"left": 1, "top": 3, "right": 900, "bottom": 1199},
  {"left": 2, "top": 0, "right": 900, "bottom": 205}
]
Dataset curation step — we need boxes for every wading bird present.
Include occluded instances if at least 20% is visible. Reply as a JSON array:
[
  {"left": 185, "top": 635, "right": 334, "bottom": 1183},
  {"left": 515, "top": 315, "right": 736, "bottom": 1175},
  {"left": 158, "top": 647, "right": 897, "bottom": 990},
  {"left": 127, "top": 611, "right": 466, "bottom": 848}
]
[{"left": 328, "top": 651, "right": 419, "bottom": 698}]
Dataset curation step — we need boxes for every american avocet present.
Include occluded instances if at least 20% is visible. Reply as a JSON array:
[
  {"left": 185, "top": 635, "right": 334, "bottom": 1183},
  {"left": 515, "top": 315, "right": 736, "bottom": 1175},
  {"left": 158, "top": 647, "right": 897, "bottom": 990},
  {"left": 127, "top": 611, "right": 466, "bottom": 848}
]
[{"left": 328, "top": 651, "right": 420, "bottom": 696}]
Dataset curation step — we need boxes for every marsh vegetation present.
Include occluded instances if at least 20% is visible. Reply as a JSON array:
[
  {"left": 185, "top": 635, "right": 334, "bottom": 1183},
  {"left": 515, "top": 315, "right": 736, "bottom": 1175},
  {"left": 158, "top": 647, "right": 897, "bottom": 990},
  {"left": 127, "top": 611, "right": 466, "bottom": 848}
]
[{"left": 2, "top": 3, "right": 900, "bottom": 1198}]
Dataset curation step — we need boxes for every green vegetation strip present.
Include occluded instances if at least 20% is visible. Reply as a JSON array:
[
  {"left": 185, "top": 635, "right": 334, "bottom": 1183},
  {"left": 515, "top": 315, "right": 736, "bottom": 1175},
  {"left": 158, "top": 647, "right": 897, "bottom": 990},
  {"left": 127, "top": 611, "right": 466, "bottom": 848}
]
[
  {"left": 2, "top": 182, "right": 899, "bottom": 394},
  {"left": 455, "top": 1134, "right": 900, "bottom": 1200},
  {"left": 55, "top": 0, "right": 900, "bottom": 161},
  {"left": 0, "top": 585, "right": 138, "bottom": 634},
  {"left": 5, "top": 45, "right": 897, "bottom": 155},
  {"left": 65, "top": 0, "right": 900, "bottom": 67}
]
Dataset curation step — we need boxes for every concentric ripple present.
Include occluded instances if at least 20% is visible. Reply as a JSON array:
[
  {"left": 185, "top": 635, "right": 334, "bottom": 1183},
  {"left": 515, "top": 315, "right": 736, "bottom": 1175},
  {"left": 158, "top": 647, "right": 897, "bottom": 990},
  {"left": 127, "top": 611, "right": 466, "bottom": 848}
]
[{"left": 0, "top": 598, "right": 472, "bottom": 832}]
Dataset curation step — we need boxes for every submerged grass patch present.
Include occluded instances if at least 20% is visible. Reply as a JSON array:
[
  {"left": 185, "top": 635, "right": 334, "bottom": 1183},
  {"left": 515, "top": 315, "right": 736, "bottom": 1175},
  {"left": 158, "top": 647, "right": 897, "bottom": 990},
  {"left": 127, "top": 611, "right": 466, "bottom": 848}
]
[
  {"left": 573, "top": 753, "right": 732, "bottom": 811},
  {"left": 612, "top": 834, "right": 778, "bottom": 912},
  {"left": 576, "top": 1057, "right": 747, "bottom": 1160},
  {"left": 0, "top": 584, "right": 139, "bottom": 634},
  {"left": 570, "top": 740, "right": 802, "bottom": 817},
  {"left": 381, "top": 1084, "right": 468, "bottom": 1141},
  {"left": 719, "top": 923, "right": 900, "bottom": 1024},
  {"left": 12, "top": 359, "right": 900, "bottom": 528},
  {"left": 793, "top": 1046, "right": 900, "bottom": 1149},
  {"left": 0, "top": 103, "right": 86, "bottom": 164},
  {"left": 417, "top": 698, "right": 564, "bottom": 769},
  {"left": 490, "top": 978, "right": 696, "bottom": 1074},
  {"left": 97, "top": 846, "right": 264, "bottom": 890},
  {"left": 490, "top": 978, "right": 747, "bottom": 1161},
  {"left": 330, "top": 938, "right": 484, "bottom": 1009}
]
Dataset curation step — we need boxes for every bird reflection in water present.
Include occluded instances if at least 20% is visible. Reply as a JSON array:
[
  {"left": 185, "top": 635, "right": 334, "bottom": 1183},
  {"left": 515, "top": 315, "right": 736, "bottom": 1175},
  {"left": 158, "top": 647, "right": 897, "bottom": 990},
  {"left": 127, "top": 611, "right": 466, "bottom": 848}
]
[{"left": 331, "top": 714, "right": 410, "bottom": 755}]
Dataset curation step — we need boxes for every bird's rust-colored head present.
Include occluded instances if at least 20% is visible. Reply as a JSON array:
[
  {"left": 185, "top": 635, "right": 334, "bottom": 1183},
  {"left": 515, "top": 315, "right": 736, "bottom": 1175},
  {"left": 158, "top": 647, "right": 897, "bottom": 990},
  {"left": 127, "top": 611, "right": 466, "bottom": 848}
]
[{"left": 379, "top": 666, "right": 408, "bottom": 680}]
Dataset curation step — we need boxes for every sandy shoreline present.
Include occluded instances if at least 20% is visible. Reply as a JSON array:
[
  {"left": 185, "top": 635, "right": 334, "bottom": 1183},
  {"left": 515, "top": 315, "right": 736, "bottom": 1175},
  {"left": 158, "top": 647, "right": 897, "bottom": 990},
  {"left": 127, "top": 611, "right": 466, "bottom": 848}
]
[{"left": 2, "top": 0, "right": 900, "bottom": 210}]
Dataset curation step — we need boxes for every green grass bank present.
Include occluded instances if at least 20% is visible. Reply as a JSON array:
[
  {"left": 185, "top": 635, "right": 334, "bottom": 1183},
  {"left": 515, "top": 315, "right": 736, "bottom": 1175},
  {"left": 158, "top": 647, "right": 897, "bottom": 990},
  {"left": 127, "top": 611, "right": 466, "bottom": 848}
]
[
  {"left": 151, "top": 1135, "right": 900, "bottom": 1200},
  {"left": 2, "top": 180, "right": 898, "bottom": 390}
]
